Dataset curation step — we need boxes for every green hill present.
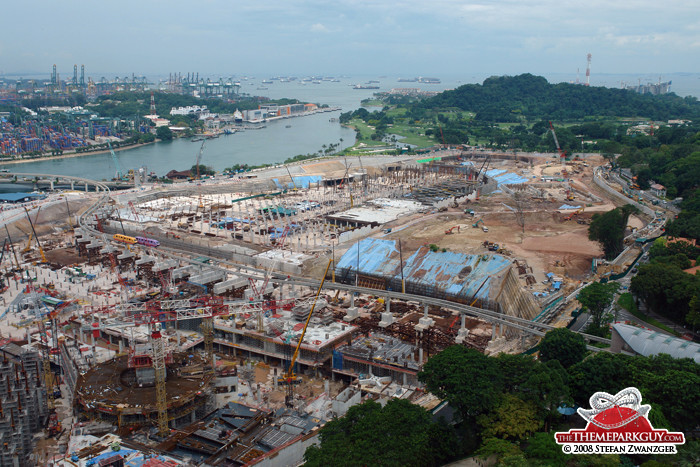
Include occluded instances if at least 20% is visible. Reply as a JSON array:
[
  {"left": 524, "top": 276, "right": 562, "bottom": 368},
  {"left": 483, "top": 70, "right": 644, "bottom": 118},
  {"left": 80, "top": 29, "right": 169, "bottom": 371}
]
[{"left": 419, "top": 73, "right": 700, "bottom": 122}]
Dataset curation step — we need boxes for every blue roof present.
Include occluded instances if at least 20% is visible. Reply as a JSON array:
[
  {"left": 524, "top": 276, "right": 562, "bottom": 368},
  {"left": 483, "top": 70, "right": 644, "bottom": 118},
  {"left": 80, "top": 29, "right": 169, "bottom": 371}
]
[
  {"left": 273, "top": 175, "right": 323, "bottom": 189},
  {"left": 485, "top": 169, "right": 529, "bottom": 186},
  {"left": 0, "top": 192, "right": 46, "bottom": 202},
  {"left": 336, "top": 238, "right": 511, "bottom": 301}
]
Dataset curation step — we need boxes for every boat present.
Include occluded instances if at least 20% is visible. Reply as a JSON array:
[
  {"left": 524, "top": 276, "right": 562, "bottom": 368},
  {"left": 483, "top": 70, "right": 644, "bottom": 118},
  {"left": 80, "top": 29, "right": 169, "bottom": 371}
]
[
  {"left": 191, "top": 136, "right": 204, "bottom": 142},
  {"left": 285, "top": 125, "right": 292, "bottom": 128},
  {"left": 353, "top": 85, "right": 379, "bottom": 90}
]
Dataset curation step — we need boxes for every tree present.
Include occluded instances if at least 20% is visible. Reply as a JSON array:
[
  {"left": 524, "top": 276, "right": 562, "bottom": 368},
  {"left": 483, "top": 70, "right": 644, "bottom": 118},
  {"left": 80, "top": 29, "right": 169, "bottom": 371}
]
[
  {"left": 577, "top": 281, "right": 620, "bottom": 335},
  {"left": 588, "top": 205, "right": 638, "bottom": 259},
  {"left": 521, "top": 360, "right": 571, "bottom": 429},
  {"left": 418, "top": 346, "right": 503, "bottom": 420},
  {"left": 476, "top": 437, "right": 522, "bottom": 463},
  {"left": 538, "top": 328, "right": 587, "bottom": 369},
  {"left": 190, "top": 164, "right": 215, "bottom": 177},
  {"left": 477, "top": 394, "right": 543, "bottom": 440},
  {"left": 524, "top": 432, "right": 569, "bottom": 465},
  {"left": 156, "top": 125, "right": 173, "bottom": 141},
  {"left": 303, "top": 399, "right": 455, "bottom": 467}
]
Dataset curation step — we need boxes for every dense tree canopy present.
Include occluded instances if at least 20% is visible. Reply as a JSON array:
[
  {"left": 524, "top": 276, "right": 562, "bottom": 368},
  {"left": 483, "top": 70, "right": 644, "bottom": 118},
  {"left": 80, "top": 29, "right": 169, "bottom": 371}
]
[
  {"left": 419, "top": 74, "right": 700, "bottom": 123},
  {"left": 418, "top": 346, "right": 503, "bottom": 419},
  {"left": 588, "top": 205, "right": 638, "bottom": 259},
  {"left": 576, "top": 282, "right": 620, "bottom": 335},
  {"left": 303, "top": 399, "right": 457, "bottom": 467},
  {"left": 538, "top": 328, "right": 588, "bottom": 368}
]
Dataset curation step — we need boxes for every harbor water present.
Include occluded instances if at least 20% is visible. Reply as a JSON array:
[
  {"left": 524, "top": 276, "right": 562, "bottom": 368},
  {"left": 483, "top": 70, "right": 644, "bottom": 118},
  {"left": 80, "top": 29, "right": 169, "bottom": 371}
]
[{"left": 2, "top": 73, "right": 699, "bottom": 181}]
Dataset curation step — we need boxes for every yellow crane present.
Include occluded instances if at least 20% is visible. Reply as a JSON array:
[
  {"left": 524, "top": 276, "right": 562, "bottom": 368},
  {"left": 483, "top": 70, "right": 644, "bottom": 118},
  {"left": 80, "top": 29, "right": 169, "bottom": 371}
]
[{"left": 278, "top": 259, "right": 332, "bottom": 406}]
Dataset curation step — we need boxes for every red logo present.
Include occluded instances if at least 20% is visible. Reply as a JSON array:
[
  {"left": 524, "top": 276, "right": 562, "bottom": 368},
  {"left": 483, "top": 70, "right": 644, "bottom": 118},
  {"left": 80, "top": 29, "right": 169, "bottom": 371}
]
[{"left": 555, "top": 387, "right": 685, "bottom": 455}]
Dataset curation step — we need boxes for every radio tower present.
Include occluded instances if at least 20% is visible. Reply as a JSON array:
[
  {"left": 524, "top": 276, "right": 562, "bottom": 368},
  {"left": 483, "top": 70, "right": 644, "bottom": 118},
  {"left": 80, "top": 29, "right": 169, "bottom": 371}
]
[
  {"left": 150, "top": 91, "right": 157, "bottom": 116},
  {"left": 585, "top": 53, "right": 592, "bottom": 86}
]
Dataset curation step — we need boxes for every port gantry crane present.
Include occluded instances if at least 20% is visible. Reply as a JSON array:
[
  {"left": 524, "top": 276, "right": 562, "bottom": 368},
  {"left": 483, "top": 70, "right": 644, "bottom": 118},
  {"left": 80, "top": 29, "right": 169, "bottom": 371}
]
[{"left": 278, "top": 258, "right": 332, "bottom": 407}]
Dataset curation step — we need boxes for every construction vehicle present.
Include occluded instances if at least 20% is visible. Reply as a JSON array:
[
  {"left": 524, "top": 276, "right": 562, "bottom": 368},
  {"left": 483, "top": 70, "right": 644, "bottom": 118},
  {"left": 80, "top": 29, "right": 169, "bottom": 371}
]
[
  {"left": 483, "top": 241, "right": 499, "bottom": 251},
  {"left": 108, "top": 141, "right": 128, "bottom": 181},
  {"left": 445, "top": 226, "right": 460, "bottom": 235},
  {"left": 472, "top": 219, "right": 484, "bottom": 228},
  {"left": 278, "top": 259, "right": 332, "bottom": 407},
  {"left": 4, "top": 225, "right": 22, "bottom": 272},
  {"left": 190, "top": 140, "right": 207, "bottom": 208},
  {"left": 549, "top": 121, "right": 567, "bottom": 168}
]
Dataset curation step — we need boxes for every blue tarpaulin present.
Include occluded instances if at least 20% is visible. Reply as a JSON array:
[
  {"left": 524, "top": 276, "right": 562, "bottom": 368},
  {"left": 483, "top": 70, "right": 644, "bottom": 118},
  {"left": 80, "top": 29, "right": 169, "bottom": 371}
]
[
  {"left": 336, "top": 238, "right": 511, "bottom": 301},
  {"left": 485, "top": 169, "right": 529, "bottom": 186},
  {"left": 273, "top": 175, "right": 323, "bottom": 189}
]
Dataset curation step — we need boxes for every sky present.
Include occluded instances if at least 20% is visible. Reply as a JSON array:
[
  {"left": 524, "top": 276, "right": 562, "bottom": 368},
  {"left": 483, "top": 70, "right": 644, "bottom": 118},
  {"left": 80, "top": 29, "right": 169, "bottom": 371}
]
[{"left": 2, "top": 0, "right": 700, "bottom": 78}]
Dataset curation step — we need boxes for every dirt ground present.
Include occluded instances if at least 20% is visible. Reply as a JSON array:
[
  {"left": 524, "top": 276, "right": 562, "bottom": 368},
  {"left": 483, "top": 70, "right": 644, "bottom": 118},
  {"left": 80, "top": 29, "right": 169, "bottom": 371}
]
[
  {"left": 376, "top": 158, "right": 616, "bottom": 280},
  {"left": 44, "top": 247, "right": 87, "bottom": 266}
]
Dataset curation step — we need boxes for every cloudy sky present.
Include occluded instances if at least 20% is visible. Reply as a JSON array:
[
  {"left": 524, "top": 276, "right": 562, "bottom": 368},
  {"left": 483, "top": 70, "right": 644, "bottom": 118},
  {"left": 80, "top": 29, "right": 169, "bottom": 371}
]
[{"left": 3, "top": 0, "right": 699, "bottom": 78}]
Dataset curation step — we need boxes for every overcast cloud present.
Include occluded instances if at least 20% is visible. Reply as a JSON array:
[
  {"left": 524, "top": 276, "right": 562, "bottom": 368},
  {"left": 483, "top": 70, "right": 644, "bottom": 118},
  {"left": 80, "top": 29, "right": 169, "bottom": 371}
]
[{"left": 2, "top": 0, "right": 698, "bottom": 77}]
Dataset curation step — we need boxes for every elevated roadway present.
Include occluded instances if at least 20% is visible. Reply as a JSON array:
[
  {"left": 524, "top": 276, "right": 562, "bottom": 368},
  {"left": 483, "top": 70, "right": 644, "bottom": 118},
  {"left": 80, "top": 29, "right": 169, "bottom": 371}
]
[{"left": 75, "top": 175, "right": 612, "bottom": 351}]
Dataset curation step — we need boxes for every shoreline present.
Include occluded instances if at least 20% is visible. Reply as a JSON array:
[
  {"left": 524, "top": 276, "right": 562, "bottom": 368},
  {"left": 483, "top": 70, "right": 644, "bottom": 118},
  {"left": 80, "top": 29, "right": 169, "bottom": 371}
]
[{"left": 0, "top": 140, "right": 158, "bottom": 167}]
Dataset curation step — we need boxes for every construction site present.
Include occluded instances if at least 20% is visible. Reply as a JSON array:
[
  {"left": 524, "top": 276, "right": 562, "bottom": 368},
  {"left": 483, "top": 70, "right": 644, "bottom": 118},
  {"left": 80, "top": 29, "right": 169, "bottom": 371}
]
[{"left": 0, "top": 146, "right": 660, "bottom": 465}]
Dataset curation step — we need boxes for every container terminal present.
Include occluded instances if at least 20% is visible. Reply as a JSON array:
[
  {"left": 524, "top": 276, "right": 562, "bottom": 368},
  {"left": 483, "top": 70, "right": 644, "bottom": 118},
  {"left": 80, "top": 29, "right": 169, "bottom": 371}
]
[{"left": 0, "top": 148, "right": 677, "bottom": 465}]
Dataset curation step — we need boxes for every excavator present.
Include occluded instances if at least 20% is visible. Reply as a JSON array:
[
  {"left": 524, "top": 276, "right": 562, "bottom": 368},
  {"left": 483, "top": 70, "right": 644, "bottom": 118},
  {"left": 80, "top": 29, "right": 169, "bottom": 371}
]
[
  {"left": 472, "top": 219, "right": 484, "bottom": 228},
  {"left": 445, "top": 225, "right": 461, "bottom": 235}
]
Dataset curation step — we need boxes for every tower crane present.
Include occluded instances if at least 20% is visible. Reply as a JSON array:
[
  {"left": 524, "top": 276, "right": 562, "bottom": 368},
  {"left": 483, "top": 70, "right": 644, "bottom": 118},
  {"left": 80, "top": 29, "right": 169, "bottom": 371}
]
[
  {"left": 192, "top": 140, "right": 206, "bottom": 209},
  {"left": 278, "top": 259, "right": 332, "bottom": 407},
  {"left": 83, "top": 296, "right": 230, "bottom": 436}
]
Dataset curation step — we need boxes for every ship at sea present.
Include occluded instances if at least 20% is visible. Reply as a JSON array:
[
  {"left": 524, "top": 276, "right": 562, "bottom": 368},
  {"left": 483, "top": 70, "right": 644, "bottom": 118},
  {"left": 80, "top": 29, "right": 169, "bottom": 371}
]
[
  {"left": 397, "top": 77, "right": 441, "bottom": 84},
  {"left": 624, "top": 80, "right": 672, "bottom": 95},
  {"left": 353, "top": 84, "right": 379, "bottom": 90}
]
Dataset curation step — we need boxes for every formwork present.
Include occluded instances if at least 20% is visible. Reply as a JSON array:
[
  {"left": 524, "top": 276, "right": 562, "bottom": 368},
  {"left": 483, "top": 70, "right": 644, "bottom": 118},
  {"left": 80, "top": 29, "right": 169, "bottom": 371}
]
[
  {"left": 74, "top": 352, "right": 213, "bottom": 430},
  {"left": 0, "top": 343, "right": 48, "bottom": 467}
]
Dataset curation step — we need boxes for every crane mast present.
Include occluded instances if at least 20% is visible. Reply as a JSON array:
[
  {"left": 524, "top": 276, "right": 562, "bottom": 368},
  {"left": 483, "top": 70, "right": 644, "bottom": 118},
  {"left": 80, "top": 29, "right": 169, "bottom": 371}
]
[{"left": 279, "top": 259, "right": 332, "bottom": 407}]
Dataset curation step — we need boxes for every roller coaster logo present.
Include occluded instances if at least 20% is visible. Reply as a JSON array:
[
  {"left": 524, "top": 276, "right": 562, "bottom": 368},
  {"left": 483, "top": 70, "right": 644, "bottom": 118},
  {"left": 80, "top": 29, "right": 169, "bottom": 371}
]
[{"left": 555, "top": 387, "right": 685, "bottom": 455}]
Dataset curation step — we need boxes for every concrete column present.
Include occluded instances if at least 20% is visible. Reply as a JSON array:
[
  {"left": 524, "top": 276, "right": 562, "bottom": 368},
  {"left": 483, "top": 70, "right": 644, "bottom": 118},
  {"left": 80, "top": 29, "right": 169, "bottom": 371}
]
[
  {"left": 461, "top": 314, "right": 466, "bottom": 329},
  {"left": 424, "top": 304, "right": 429, "bottom": 317},
  {"left": 492, "top": 323, "right": 497, "bottom": 339},
  {"left": 418, "top": 347, "right": 423, "bottom": 363},
  {"left": 350, "top": 293, "right": 354, "bottom": 307},
  {"left": 71, "top": 181, "right": 74, "bottom": 190},
  {"left": 49, "top": 181, "right": 54, "bottom": 190},
  {"left": 403, "top": 372, "right": 407, "bottom": 386},
  {"left": 386, "top": 298, "right": 390, "bottom": 313},
  {"left": 84, "top": 182, "right": 89, "bottom": 192}
]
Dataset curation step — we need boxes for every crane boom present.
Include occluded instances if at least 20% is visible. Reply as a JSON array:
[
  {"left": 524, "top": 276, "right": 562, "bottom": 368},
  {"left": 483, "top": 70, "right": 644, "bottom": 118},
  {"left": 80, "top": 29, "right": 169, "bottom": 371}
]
[
  {"left": 24, "top": 206, "right": 47, "bottom": 263},
  {"left": 279, "top": 259, "right": 332, "bottom": 406},
  {"left": 107, "top": 141, "right": 124, "bottom": 180},
  {"left": 193, "top": 140, "right": 206, "bottom": 180},
  {"left": 548, "top": 121, "right": 566, "bottom": 167}
]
